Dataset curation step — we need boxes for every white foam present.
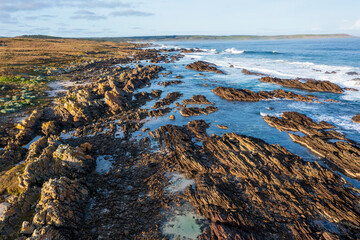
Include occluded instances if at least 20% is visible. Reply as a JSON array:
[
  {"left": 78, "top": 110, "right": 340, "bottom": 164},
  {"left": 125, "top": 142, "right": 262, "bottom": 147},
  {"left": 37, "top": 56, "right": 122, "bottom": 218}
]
[
  {"left": 314, "top": 115, "right": 360, "bottom": 133},
  {"left": 185, "top": 50, "right": 360, "bottom": 99},
  {"left": 224, "top": 48, "right": 245, "bottom": 54}
]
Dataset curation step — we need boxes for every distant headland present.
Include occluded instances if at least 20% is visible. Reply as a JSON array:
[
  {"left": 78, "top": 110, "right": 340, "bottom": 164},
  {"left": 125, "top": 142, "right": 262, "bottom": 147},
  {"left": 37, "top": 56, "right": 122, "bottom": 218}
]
[{"left": 6, "top": 33, "right": 357, "bottom": 42}]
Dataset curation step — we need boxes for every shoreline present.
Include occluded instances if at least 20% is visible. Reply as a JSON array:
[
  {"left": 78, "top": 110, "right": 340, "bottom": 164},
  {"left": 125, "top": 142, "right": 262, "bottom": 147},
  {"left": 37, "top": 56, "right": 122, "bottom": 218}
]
[{"left": 0, "top": 38, "right": 359, "bottom": 239}]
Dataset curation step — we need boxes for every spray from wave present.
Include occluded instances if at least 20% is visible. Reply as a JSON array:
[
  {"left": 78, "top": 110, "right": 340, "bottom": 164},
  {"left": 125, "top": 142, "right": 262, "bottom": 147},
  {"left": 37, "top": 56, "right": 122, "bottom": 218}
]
[{"left": 223, "top": 48, "right": 281, "bottom": 55}]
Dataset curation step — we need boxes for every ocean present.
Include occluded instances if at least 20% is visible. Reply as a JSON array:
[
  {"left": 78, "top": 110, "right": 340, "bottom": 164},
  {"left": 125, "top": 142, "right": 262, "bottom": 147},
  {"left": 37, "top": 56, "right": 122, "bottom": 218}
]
[{"left": 138, "top": 38, "right": 360, "bottom": 187}]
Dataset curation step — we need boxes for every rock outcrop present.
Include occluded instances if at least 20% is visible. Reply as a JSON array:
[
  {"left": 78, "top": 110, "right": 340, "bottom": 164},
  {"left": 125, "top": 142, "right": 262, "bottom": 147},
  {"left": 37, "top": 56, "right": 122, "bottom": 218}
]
[
  {"left": 158, "top": 80, "right": 183, "bottom": 87},
  {"left": 152, "top": 92, "right": 182, "bottom": 109},
  {"left": 33, "top": 177, "right": 89, "bottom": 229},
  {"left": 260, "top": 76, "right": 344, "bottom": 93},
  {"left": 213, "top": 86, "right": 317, "bottom": 102},
  {"left": 186, "top": 61, "right": 225, "bottom": 74},
  {"left": 242, "top": 69, "right": 266, "bottom": 76},
  {"left": 352, "top": 114, "right": 360, "bottom": 123},
  {"left": 150, "top": 121, "right": 360, "bottom": 240},
  {"left": 182, "top": 95, "right": 214, "bottom": 105},
  {"left": 180, "top": 106, "right": 218, "bottom": 117},
  {"left": 263, "top": 112, "right": 360, "bottom": 179}
]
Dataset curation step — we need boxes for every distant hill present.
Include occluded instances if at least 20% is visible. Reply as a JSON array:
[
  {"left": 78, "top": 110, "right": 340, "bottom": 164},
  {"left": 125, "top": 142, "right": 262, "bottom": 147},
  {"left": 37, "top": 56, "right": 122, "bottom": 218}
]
[
  {"left": 85, "top": 34, "right": 355, "bottom": 42},
  {"left": 15, "top": 34, "right": 356, "bottom": 42},
  {"left": 16, "top": 35, "right": 63, "bottom": 39}
]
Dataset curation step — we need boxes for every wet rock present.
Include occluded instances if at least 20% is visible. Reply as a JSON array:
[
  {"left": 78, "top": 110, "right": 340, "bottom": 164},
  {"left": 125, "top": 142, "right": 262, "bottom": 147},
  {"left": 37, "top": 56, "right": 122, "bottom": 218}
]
[
  {"left": 182, "top": 95, "right": 214, "bottom": 105},
  {"left": 325, "top": 71, "right": 337, "bottom": 74},
  {"left": 169, "top": 115, "right": 175, "bottom": 120},
  {"left": 352, "top": 114, "right": 360, "bottom": 123},
  {"left": 213, "top": 86, "right": 317, "bottom": 102},
  {"left": 344, "top": 87, "right": 359, "bottom": 91},
  {"left": 346, "top": 71, "right": 359, "bottom": 76},
  {"left": 260, "top": 76, "right": 344, "bottom": 93},
  {"left": 186, "top": 61, "right": 225, "bottom": 74},
  {"left": 158, "top": 80, "right": 183, "bottom": 87},
  {"left": 263, "top": 112, "right": 360, "bottom": 179},
  {"left": 175, "top": 75, "right": 183, "bottom": 79},
  {"left": 180, "top": 106, "right": 218, "bottom": 117},
  {"left": 217, "top": 125, "right": 228, "bottom": 129},
  {"left": 152, "top": 92, "right": 182, "bottom": 109},
  {"left": 148, "top": 108, "right": 171, "bottom": 118},
  {"left": 241, "top": 69, "right": 266, "bottom": 76}
]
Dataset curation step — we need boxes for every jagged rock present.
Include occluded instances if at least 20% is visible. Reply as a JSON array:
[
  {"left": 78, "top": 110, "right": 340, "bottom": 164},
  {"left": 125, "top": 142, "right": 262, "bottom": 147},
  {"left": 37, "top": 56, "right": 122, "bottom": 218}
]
[
  {"left": 32, "top": 177, "right": 89, "bottom": 228},
  {"left": 182, "top": 95, "right": 214, "bottom": 105},
  {"left": 15, "top": 109, "right": 43, "bottom": 145},
  {"left": 151, "top": 122, "right": 360, "bottom": 239},
  {"left": 25, "top": 136, "right": 48, "bottom": 162},
  {"left": 41, "top": 121, "right": 58, "bottom": 136},
  {"left": 260, "top": 76, "right": 344, "bottom": 93},
  {"left": 52, "top": 144, "right": 94, "bottom": 174},
  {"left": 55, "top": 89, "right": 105, "bottom": 123},
  {"left": 263, "top": 112, "right": 360, "bottom": 179},
  {"left": 186, "top": 61, "right": 225, "bottom": 74},
  {"left": 180, "top": 106, "right": 218, "bottom": 117},
  {"left": 168, "top": 115, "right": 175, "bottom": 120},
  {"left": 148, "top": 108, "right": 171, "bottom": 118},
  {"left": 122, "top": 65, "right": 163, "bottom": 93},
  {"left": 158, "top": 80, "right": 183, "bottom": 87},
  {"left": 105, "top": 87, "right": 130, "bottom": 113},
  {"left": 217, "top": 125, "right": 228, "bottom": 129},
  {"left": 28, "top": 226, "right": 67, "bottom": 240},
  {"left": 152, "top": 92, "right": 182, "bottom": 109},
  {"left": 0, "top": 187, "right": 41, "bottom": 236},
  {"left": 241, "top": 69, "right": 266, "bottom": 76},
  {"left": 213, "top": 87, "right": 317, "bottom": 102},
  {"left": 344, "top": 87, "right": 358, "bottom": 91},
  {"left": 352, "top": 114, "right": 360, "bottom": 123},
  {"left": 20, "top": 144, "right": 93, "bottom": 188},
  {"left": 20, "top": 221, "right": 34, "bottom": 234},
  {"left": 0, "top": 142, "right": 26, "bottom": 171}
]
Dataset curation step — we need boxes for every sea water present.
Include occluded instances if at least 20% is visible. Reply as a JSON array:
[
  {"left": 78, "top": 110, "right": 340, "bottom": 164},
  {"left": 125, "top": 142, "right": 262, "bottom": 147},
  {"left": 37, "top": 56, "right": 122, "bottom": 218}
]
[
  {"left": 135, "top": 38, "right": 360, "bottom": 185},
  {"left": 136, "top": 38, "right": 360, "bottom": 239}
]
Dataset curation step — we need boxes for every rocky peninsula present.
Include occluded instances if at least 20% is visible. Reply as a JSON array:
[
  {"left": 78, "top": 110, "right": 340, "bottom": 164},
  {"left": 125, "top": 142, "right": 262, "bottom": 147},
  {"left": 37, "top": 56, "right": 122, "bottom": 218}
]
[{"left": 0, "top": 38, "right": 359, "bottom": 240}]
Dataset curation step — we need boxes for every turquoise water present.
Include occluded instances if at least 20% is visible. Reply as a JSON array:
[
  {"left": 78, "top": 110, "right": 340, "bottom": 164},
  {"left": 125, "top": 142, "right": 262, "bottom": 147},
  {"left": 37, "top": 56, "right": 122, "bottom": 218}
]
[{"left": 135, "top": 38, "right": 360, "bottom": 188}]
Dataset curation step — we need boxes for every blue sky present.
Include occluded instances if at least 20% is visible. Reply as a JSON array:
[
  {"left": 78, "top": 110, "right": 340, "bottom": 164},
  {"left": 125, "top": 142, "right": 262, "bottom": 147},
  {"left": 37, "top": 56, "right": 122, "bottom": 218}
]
[{"left": 1, "top": 0, "right": 360, "bottom": 37}]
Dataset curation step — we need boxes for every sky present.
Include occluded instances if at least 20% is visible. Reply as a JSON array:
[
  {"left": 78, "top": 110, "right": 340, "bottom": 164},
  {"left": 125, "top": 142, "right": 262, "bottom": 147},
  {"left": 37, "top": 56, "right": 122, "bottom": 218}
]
[{"left": 1, "top": 0, "right": 360, "bottom": 37}]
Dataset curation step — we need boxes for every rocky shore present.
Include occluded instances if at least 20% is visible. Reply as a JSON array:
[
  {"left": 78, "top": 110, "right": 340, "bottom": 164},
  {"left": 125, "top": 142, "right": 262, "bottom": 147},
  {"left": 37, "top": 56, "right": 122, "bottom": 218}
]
[{"left": 0, "top": 39, "right": 359, "bottom": 240}]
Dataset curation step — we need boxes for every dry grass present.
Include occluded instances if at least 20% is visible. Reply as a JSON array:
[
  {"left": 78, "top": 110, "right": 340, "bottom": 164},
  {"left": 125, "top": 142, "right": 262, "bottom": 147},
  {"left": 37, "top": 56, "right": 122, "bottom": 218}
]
[
  {"left": 0, "top": 37, "right": 137, "bottom": 75},
  {"left": 0, "top": 163, "right": 26, "bottom": 198}
]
